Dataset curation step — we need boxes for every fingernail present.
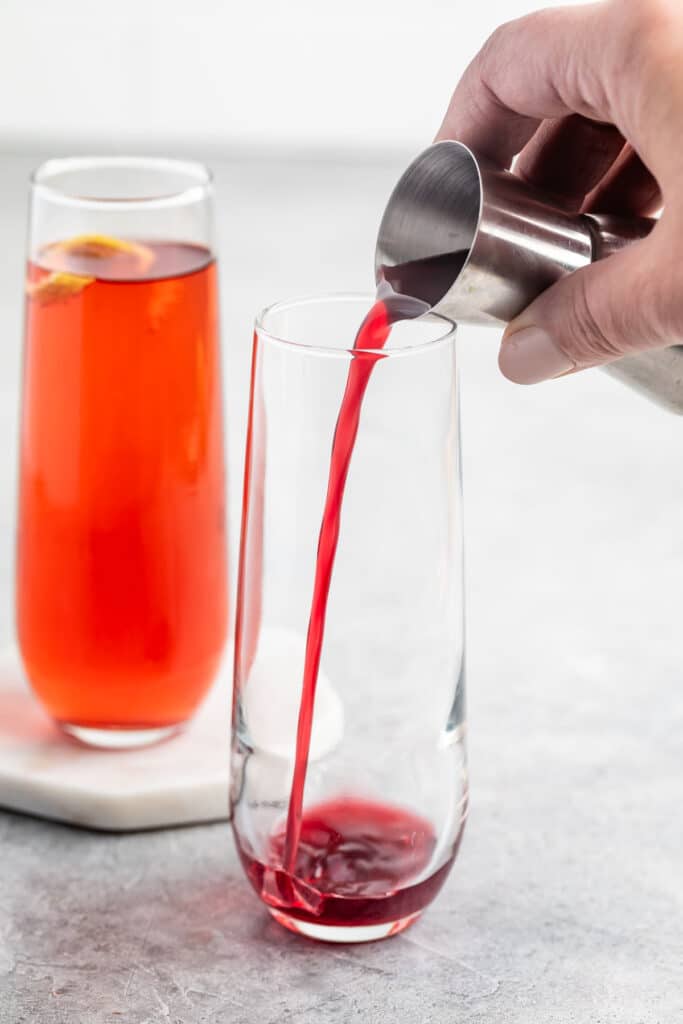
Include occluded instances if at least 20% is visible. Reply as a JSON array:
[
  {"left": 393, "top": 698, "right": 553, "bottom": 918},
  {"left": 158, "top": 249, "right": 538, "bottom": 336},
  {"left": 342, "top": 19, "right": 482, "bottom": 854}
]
[{"left": 499, "top": 328, "right": 575, "bottom": 384}]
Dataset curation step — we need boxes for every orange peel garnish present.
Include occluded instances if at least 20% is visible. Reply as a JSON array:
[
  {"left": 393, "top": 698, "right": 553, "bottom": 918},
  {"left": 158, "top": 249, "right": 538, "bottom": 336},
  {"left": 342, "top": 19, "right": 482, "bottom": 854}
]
[
  {"left": 26, "top": 271, "right": 95, "bottom": 304},
  {"left": 44, "top": 234, "right": 155, "bottom": 272}
]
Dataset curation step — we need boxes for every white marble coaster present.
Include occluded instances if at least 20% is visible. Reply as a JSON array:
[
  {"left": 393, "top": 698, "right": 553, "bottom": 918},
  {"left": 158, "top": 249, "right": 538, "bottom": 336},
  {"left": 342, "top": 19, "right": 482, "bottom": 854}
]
[{"left": 0, "top": 645, "right": 231, "bottom": 831}]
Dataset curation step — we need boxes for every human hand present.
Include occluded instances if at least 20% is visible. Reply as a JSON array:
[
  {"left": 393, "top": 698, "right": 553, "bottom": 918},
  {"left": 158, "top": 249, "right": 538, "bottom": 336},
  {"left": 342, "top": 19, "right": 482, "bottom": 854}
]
[{"left": 437, "top": 0, "right": 682, "bottom": 384}]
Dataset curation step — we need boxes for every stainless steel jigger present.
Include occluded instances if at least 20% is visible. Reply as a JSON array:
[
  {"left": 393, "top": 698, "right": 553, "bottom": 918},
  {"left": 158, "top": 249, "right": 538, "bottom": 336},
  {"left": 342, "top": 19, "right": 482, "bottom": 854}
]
[{"left": 375, "top": 140, "right": 683, "bottom": 414}]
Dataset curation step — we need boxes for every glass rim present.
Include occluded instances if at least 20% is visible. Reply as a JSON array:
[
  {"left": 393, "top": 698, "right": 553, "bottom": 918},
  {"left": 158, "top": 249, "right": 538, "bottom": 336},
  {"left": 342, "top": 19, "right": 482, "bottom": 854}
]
[
  {"left": 30, "top": 155, "right": 213, "bottom": 210},
  {"left": 255, "top": 292, "right": 457, "bottom": 358}
]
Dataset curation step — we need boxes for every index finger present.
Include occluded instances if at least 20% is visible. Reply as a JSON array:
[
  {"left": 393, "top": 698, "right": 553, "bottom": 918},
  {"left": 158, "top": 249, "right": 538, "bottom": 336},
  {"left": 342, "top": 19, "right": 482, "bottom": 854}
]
[{"left": 435, "top": 2, "right": 624, "bottom": 167}]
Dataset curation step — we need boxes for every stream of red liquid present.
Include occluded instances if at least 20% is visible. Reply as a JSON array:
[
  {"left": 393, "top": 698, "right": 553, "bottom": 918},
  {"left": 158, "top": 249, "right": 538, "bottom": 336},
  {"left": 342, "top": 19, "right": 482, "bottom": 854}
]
[{"left": 282, "top": 297, "right": 396, "bottom": 873}]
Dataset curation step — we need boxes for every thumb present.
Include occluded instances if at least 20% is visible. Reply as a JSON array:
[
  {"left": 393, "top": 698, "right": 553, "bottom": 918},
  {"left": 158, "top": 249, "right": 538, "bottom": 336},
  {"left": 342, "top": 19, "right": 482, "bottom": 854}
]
[{"left": 498, "top": 232, "right": 677, "bottom": 384}]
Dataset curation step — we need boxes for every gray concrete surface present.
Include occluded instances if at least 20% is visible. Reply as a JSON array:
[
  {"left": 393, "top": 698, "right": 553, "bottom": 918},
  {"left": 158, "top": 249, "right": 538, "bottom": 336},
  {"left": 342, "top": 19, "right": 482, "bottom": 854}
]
[{"left": 0, "top": 151, "right": 682, "bottom": 1022}]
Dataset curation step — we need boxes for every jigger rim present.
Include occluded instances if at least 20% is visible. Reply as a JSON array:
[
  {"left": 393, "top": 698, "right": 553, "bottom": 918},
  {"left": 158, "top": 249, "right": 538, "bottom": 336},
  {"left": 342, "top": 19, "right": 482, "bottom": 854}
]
[{"left": 375, "top": 139, "right": 485, "bottom": 312}]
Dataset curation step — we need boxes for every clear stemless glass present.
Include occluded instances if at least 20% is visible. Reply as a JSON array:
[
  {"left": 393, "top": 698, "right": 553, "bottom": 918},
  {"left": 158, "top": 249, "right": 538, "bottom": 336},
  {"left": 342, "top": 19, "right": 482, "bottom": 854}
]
[
  {"left": 17, "top": 157, "right": 228, "bottom": 748},
  {"left": 231, "top": 293, "right": 467, "bottom": 943}
]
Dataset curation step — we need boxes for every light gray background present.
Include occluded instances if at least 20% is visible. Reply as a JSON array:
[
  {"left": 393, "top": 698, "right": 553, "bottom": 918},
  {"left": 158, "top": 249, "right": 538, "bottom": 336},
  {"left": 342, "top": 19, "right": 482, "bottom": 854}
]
[{"left": 0, "top": 0, "right": 587, "bottom": 154}]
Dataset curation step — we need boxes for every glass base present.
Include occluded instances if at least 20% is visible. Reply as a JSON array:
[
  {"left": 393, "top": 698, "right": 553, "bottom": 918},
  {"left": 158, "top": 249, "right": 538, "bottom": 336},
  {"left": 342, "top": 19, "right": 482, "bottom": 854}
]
[
  {"left": 60, "top": 722, "right": 183, "bottom": 750},
  {"left": 268, "top": 908, "right": 422, "bottom": 943}
]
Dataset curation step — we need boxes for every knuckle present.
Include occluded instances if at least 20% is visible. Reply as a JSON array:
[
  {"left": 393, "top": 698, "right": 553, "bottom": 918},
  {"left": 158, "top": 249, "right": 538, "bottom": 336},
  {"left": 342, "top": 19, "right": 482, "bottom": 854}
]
[
  {"left": 623, "top": 0, "right": 677, "bottom": 35},
  {"left": 484, "top": 8, "right": 614, "bottom": 121},
  {"left": 477, "top": 14, "right": 538, "bottom": 89},
  {"left": 599, "top": 0, "right": 683, "bottom": 154},
  {"left": 476, "top": 23, "right": 513, "bottom": 96},
  {"left": 615, "top": 0, "right": 681, "bottom": 60},
  {"left": 483, "top": 19, "right": 517, "bottom": 56},
  {"left": 465, "top": 25, "right": 521, "bottom": 127}
]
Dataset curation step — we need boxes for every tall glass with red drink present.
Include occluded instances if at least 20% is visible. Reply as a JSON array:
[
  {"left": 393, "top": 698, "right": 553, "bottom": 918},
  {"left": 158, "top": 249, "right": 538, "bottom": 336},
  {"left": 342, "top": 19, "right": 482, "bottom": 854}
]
[{"left": 17, "top": 158, "right": 228, "bottom": 747}]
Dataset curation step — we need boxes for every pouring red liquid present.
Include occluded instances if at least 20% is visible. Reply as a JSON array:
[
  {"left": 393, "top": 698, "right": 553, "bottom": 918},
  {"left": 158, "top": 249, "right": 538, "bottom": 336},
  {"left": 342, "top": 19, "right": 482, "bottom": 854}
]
[{"left": 240, "top": 289, "right": 465, "bottom": 933}]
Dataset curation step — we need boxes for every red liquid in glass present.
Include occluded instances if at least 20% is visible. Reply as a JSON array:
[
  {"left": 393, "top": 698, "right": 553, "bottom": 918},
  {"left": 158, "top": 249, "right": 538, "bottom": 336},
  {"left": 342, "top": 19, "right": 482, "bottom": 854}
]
[
  {"left": 17, "top": 240, "right": 228, "bottom": 731},
  {"left": 240, "top": 796, "right": 459, "bottom": 929},
  {"left": 242, "top": 295, "right": 460, "bottom": 930}
]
